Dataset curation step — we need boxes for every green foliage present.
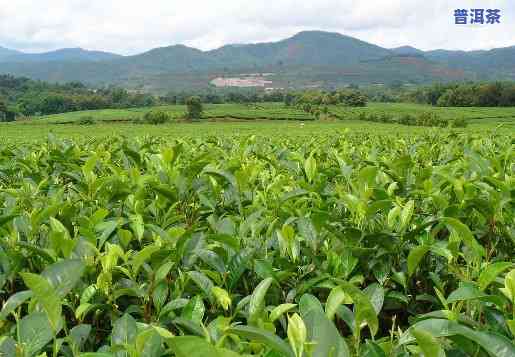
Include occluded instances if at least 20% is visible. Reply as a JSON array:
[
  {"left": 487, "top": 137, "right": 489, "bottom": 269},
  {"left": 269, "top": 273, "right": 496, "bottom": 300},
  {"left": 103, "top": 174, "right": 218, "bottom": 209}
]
[
  {"left": 0, "top": 96, "right": 17, "bottom": 122},
  {"left": 0, "top": 130, "right": 513, "bottom": 356},
  {"left": 406, "top": 81, "right": 515, "bottom": 107},
  {"left": 451, "top": 116, "right": 468, "bottom": 128},
  {"left": 286, "top": 89, "right": 368, "bottom": 120},
  {"left": 185, "top": 96, "right": 203, "bottom": 119},
  {"left": 140, "top": 110, "right": 171, "bottom": 124},
  {"left": 78, "top": 116, "right": 95, "bottom": 125},
  {"left": 339, "top": 91, "right": 367, "bottom": 107},
  {"left": 334, "top": 109, "right": 470, "bottom": 128},
  {"left": 0, "top": 74, "right": 157, "bottom": 116},
  {"left": 10, "top": 99, "right": 515, "bottom": 132}
]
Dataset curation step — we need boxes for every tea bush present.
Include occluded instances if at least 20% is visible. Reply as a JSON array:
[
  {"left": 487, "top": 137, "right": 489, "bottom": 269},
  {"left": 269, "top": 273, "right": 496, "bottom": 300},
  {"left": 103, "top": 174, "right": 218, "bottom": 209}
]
[{"left": 0, "top": 131, "right": 512, "bottom": 356}]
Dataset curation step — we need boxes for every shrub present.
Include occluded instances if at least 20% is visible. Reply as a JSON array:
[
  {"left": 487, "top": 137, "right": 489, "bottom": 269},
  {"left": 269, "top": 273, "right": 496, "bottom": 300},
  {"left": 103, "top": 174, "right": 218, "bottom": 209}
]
[
  {"left": 312, "top": 108, "right": 321, "bottom": 120},
  {"left": 0, "top": 99, "right": 17, "bottom": 122},
  {"left": 343, "top": 91, "right": 368, "bottom": 107},
  {"left": 379, "top": 113, "right": 392, "bottom": 123},
  {"left": 142, "top": 110, "right": 171, "bottom": 124},
  {"left": 78, "top": 116, "right": 95, "bottom": 125},
  {"left": 185, "top": 96, "right": 203, "bottom": 119},
  {"left": 451, "top": 117, "right": 468, "bottom": 128},
  {"left": 398, "top": 114, "right": 414, "bottom": 125},
  {"left": 358, "top": 112, "right": 368, "bottom": 121},
  {"left": 415, "top": 112, "right": 450, "bottom": 127},
  {"left": 367, "top": 113, "right": 378, "bottom": 122}
]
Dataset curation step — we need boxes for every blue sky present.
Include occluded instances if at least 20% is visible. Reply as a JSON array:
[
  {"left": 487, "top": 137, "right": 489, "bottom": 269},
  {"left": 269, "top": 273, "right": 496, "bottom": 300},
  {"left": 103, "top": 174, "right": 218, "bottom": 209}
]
[{"left": 0, "top": 0, "right": 513, "bottom": 54}]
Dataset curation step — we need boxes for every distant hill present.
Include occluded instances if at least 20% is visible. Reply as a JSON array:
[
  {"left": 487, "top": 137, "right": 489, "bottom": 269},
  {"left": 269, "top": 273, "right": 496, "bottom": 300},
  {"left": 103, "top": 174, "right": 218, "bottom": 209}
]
[
  {"left": 425, "top": 46, "right": 515, "bottom": 80},
  {"left": 0, "top": 31, "right": 514, "bottom": 91},
  {"left": 391, "top": 46, "right": 425, "bottom": 56},
  {"left": 0, "top": 47, "right": 121, "bottom": 63},
  {"left": 0, "top": 46, "right": 23, "bottom": 61},
  {"left": 207, "top": 31, "right": 392, "bottom": 68}
]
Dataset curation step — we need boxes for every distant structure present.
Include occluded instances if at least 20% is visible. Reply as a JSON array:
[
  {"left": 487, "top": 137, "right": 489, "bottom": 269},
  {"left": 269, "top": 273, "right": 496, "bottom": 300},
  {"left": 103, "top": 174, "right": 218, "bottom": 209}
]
[{"left": 210, "top": 74, "right": 274, "bottom": 88}]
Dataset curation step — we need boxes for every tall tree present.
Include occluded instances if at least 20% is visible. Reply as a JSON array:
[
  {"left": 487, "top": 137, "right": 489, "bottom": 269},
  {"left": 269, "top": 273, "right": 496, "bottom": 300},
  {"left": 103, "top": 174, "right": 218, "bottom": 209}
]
[{"left": 185, "top": 96, "right": 203, "bottom": 119}]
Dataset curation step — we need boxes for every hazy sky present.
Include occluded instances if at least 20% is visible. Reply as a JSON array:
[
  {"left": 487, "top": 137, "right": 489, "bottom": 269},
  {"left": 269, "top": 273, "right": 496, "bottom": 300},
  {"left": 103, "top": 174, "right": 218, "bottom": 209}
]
[{"left": 0, "top": 0, "right": 513, "bottom": 54}]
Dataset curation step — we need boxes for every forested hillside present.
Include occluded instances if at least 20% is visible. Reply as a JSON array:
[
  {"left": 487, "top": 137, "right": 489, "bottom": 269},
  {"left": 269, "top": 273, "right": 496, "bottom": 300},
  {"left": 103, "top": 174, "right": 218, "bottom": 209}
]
[{"left": 0, "top": 31, "right": 514, "bottom": 91}]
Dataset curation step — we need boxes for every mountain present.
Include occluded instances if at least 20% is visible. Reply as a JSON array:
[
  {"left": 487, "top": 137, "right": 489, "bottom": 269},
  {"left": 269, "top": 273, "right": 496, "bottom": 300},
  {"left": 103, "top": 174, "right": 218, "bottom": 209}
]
[
  {"left": 116, "top": 45, "right": 213, "bottom": 72},
  {"left": 208, "top": 31, "right": 392, "bottom": 68},
  {"left": 425, "top": 46, "right": 515, "bottom": 80},
  {"left": 0, "top": 47, "right": 121, "bottom": 63},
  {"left": 0, "top": 46, "right": 23, "bottom": 61},
  {"left": 0, "top": 31, "right": 513, "bottom": 91},
  {"left": 391, "top": 46, "right": 424, "bottom": 56}
]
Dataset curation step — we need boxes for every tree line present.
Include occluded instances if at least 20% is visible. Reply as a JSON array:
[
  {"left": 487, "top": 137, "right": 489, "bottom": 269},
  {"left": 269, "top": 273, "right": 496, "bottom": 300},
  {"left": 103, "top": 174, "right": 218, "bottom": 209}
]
[
  {"left": 284, "top": 89, "right": 367, "bottom": 119},
  {"left": 160, "top": 89, "right": 285, "bottom": 105},
  {"left": 0, "top": 76, "right": 292, "bottom": 121},
  {"left": 0, "top": 75, "right": 289, "bottom": 121},
  {"left": 0, "top": 75, "right": 158, "bottom": 120},
  {"left": 285, "top": 89, "right": 367, "bottom": 107},
  {"left": 405, "top": 82, "right": 515, "bottom": 107}
]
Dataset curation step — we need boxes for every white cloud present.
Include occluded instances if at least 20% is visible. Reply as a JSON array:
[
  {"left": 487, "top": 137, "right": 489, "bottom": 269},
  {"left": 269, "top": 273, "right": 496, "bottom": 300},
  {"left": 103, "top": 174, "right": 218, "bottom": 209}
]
[{"left": 0, "top": 0, "right": 513, "bottom": 54}]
